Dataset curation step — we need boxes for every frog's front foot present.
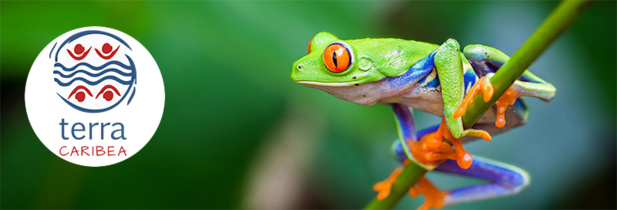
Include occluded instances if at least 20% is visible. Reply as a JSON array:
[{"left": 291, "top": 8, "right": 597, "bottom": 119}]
[
  {"left": 454, "top": 75, "right": 494, "bottom": 119},
  {"left": 409, "top": 177, "right": 448, "bottom": 210},
  {"left": 454, "top": 74, "right": 526, "bottom": 128},
  {"left": 409, "top": 118, "right": 477, "bottom": 169}
]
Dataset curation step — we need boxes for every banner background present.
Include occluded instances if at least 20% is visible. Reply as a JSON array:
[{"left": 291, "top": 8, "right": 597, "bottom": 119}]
[{"left": 1, "top": 1, "right": 615, "bottom": 209}]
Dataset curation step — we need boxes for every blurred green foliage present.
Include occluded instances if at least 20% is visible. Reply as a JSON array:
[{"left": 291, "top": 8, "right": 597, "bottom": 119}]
[{"left": 1, "top": 1, "right": 615, "bottom": 209}]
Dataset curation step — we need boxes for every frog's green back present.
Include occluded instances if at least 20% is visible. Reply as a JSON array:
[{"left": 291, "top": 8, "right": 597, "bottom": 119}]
[{"left": 346, "top": 38, "right": 438, "bottom": 77}]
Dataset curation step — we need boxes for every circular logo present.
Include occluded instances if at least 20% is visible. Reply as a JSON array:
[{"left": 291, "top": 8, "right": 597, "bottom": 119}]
[{"left": 25, "top": 26, "right": 165, "bottom": 167}]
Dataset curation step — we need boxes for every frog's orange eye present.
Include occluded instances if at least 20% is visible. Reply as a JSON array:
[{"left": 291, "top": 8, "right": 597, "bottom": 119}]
[
  {"left": 308, "top": 38, "right": 313, "bottom": 54},
  {"left": 323, "top": 43, "right": 352, "bottom": 73}
]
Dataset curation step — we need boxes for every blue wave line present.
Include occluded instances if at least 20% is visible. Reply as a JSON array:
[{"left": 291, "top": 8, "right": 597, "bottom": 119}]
[
  {"left": 49, "top": 42, "right": 57, "bottom": 59},
  {"left": 127, "top": 86, "right": 136, "bottom": 105},
  {"left": 53, "top": 68, "right": 133, "bottom": 78},
  {"left": 54, "top": 76, "right": 133, "bottom": 87},
  {"left": 55, "top": 61, "right": 133, "bottom": 72}
]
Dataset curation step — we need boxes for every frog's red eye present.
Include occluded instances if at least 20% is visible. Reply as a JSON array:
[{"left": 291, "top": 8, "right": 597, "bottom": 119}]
[
  {"left": 323, "top": 43, "right": 351, "bottom": 73},
  {"left": 308, "top": 38, "right": 313, "bottom": 54}
]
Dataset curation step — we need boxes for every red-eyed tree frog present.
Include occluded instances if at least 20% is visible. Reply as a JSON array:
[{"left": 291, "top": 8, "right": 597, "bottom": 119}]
[{"left": 291, "top": 32, "right": 556, "bottom": 209}]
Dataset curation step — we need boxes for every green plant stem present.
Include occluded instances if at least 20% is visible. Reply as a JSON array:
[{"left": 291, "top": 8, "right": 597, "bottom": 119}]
[{"left": 365, "top": 1, "right": 591, "bottom": 209}]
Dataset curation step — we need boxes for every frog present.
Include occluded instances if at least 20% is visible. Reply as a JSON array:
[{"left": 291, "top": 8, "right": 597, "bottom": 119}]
[{"left": 291, "top": 32, "right": 556, "bottom": 209}]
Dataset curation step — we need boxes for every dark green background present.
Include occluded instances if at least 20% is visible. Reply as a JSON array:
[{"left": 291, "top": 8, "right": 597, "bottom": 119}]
[{"left": 2, "top": 1, "right": 615, "bottom": 209}]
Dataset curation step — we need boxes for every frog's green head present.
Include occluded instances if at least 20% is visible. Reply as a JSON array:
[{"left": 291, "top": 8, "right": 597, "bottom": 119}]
[{"left": 291, "top": 32, "right": 417, "bottom": 105}]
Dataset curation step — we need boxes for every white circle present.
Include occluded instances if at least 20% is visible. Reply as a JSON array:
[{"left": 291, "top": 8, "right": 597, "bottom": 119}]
[{"left": 25, "top": 26, "right": 165, "bottom": 167}]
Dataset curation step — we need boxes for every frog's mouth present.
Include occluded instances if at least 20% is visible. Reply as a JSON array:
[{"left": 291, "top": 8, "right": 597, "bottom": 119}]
[
  {"left": 296, "top": 78, "right": 388, "bottom": 106},
  {"left": 295, "top": 78, "right": 369, "bottom": 87}
]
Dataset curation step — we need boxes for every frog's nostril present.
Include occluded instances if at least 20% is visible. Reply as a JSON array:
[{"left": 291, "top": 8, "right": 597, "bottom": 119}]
[{"left": 297, "top": 65, "right": 303, "bottom": 70}]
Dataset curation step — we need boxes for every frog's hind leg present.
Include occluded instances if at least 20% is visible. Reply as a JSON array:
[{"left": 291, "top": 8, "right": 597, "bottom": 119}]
[
  {"left": 392, "top": 127, "right": 529, "bottom": 209},
  {"left": 426, "top": 157, "right": 530, "bottom": 207},
  {"left": 409, "top": 157, "right": 530, "bottom": 209}
]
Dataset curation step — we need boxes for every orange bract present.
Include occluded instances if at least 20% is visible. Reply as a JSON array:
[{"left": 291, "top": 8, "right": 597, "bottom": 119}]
[{"left": 323, "top": 44, "right": 350, "bottom": 72}]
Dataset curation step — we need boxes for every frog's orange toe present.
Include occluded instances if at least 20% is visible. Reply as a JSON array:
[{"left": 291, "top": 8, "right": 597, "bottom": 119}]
[
  {"left": 495, "top": 114, "right": 507, "bottom": 128},
  {"left": 409, "top": 177, "right": 448, "bottom": 210},
  {"left": 453, "top": 106, "right": 467, "bottom": 119},
  {"left": 480, "top": 77, "right": 495, "bottom": 102},
  {"left": 494, "top": 85, "right": 524, "bottom": 128},
  {"left": 409, "top": 187, "right": 420, "bottom": 198},
  {"left": 447, "top": 136, "right": 473, "bottom": 169},
  {"left": 457, "top": 153, "right": 473, "bottom": 169},
  {"left": 476, "top": 130, "right": 492, "bottom": 141},
  {"left": 454, "top": 76, "right": 494, "bottom": 119},
  {"left": 422, "top": 152, "right": 457, "bottom": 163},
  {"left": 374, "top": 167, "right": 403, "bottom": 200}
]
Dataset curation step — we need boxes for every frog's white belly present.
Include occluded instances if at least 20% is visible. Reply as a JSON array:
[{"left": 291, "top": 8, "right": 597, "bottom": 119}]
[
  {"left": 303, "top": 76, "right": 445, "bottom": 116},
  {"left": 377, "top": 83, "right": 444, "bottom": 116}
]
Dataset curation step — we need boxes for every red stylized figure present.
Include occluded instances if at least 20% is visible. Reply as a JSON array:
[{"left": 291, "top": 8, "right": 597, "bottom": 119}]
[
  {"left": 95, "top": 85, "right": 121, "bottom": 101},
  {"left": 67, "top": 44, "right": 92, "bottom": 60},
  {"left": 68, "top": 86, "right": 93, "bottom": 102},
  {"left": 95, "top": 43, "right": 120, "bottom": 60}
]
